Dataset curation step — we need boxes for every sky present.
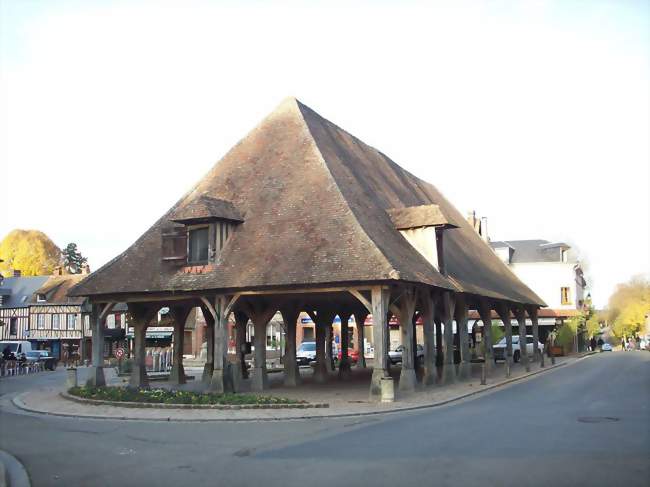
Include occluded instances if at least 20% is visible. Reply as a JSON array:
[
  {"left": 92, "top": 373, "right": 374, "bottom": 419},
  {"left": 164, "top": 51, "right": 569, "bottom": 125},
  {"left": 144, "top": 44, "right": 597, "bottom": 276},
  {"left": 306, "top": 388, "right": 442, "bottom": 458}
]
[{"left": 1, "top": 0, "right": 648, "bottom": 308}]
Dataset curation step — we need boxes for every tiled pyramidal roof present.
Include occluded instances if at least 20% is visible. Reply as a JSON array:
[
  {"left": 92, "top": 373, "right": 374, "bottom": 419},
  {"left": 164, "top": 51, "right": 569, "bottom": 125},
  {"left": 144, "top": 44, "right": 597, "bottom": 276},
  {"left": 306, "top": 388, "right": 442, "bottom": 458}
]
[{"left": 71, "top": 98, "right": 544, "bottom": 306}]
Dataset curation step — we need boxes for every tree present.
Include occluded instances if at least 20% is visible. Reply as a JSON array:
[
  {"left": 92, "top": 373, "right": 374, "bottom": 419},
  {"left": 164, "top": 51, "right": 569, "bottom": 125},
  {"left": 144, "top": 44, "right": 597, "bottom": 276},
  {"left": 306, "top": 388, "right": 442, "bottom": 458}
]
[
  {"left": 607, "top": 275, "right": 650, "bottom": 339},
  {"left": 0, "top": 229, "right": 60, "bottom": 277},
  {"left": 61, "top": 243, "right": 88, "bottom": 274}
]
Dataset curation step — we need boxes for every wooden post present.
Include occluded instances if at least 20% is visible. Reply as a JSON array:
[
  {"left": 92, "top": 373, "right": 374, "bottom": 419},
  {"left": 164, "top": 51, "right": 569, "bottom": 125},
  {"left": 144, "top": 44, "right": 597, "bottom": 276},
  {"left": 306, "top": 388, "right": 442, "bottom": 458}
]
[
  {"left": 397, "top": 286, "right": 417, "bottom": 392},
  {"left": 440, "top": 291, "right": 456, "bottom": 384},
  {"left": 527, "top": 306, "right": 540, "bottom": 364},
  {"left": 514, "top": 306, "right": 530, "bottom": 372},
  {"left": 354, "top": 310, "right": 368, "bottom": 368},
  {"left": 209, "top": 295, "right": 231, "bottom": 393},
  {"left": 86, "top": 303, "right": 114, "bottom": 387},
  {"left": 311, "top": 308, "right": 336, "bottom": 384},
  {"left": 169, "top": 305, "right": 191, "bottom": 385},
  {"left": 420, "top": 289, "right": 436, "bottom": 386},
  {"left": 200, "top": 305, "right": 214, "bottom": 384},
  {"left": 127, "top": 303, "right": 155, "bottom": 389},
  {"left": 234, "top": 311, "right": 249, "bottom": 379},
  {"left": 338, "top": 311, "right": 352, "bottom": 379},
  {"left": 455, "top": 295, "right": 471, "bottom": 381},
  {"left": 370, "top": 286, "right": 390, "bottom": 398},
  {"left": 496, "top": 302, "right": 514, "bottom": 375},
  {"left": 477, "top": 298, "right": 493, "bottom": 377},
  {"left": 279, "top": 307, "right": 300, "bottom": 386}
]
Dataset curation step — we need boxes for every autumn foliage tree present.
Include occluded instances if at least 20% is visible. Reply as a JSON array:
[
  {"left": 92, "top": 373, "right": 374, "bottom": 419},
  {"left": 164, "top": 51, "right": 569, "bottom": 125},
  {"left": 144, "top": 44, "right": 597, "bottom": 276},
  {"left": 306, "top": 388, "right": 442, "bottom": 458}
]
[
  {"left": 607, "top": 275, "right": 650, "bottom": 339},
  {"left": 0, "top": 229, "right": 61, "bottom": 277}
]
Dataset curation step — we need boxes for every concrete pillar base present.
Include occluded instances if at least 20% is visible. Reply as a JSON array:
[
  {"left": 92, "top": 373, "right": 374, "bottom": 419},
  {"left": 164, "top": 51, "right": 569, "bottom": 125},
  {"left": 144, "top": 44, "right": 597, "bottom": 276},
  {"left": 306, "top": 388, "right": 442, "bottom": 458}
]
[
  {"left": 284, "top": 366, "right": 301, "bottom": 387},
  {"left": 251, "top": 366, "right": 268, "bottom": 391},
  {"left": 369, "top": 368, "right": 388, "bottom": 398},
  {"left": 208, "top": 366, "right": 234, "bottom": 393},
  {"left": 231, "top": 362, "right": 245, "bottom": 393},
  {"left": 202, "top": 363, "right": 214, "bottom": 384},
  {"left": 457, "top": 362, "right": 471, "bottom": 381},
  {"left": 313, "top": 363, "right": 328, "bottom": 384},
  {"left": 169, "top": 364, "right": 186, "bottom": 385},
  {"left": 337, "top": 360, "right": 352, "bottom": 380},
  {"left": 399, "top": 367, "right": 417, "bottom": 392},
  {"left": 128, "top": 365, "right": 148, "bottom": 389},
  {"left": 440, "top": 364, "right": 456, "bottom": 385},
  {"left": 423, "top": 367, "right": 437, "bottom": 386},
  {"left": 85, "top": 366, "right": 105, "bottom": 387}
]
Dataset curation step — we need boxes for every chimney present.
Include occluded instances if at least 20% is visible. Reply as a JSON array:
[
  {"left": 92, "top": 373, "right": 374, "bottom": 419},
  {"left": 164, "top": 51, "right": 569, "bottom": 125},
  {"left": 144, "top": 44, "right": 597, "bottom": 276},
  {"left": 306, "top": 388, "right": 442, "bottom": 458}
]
[
  {"left": 480, "top": 217, "right": 489, "bottom": 243},
  {"left": 13, "top": 270, "right": 21, "bottom": 277},
  {"left": 53, "top": 265, "right": 64, "bottom": 276},
  {"left": 81, "top": 264, "right": 91, "bottom": 275}
]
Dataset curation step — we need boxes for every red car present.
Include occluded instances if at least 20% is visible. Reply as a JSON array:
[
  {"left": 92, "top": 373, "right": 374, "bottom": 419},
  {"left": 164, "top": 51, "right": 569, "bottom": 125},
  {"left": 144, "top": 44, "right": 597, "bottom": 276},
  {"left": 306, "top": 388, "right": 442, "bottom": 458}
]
[{"left": 337, "top": 348, "right": 359, "bottom": 364}]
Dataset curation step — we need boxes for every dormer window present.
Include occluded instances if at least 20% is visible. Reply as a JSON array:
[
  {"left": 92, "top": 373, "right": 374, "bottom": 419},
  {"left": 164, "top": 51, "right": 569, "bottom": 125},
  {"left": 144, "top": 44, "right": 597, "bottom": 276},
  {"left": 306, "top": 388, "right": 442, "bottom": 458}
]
[
  {"left": 36, "top": 293, "right": 46, "bottom": 302},
  {"left": 163, "top": 195, "right": 244, "bottom": 266},
  {"left": 188, "top": 226, "right": 209, "bottom": 264}
]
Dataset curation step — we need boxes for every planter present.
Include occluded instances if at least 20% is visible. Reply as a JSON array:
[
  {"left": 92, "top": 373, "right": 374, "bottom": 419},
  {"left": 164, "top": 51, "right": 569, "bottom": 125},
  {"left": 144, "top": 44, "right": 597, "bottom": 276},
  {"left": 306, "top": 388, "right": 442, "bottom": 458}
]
[{"left": 550, "top": 346, "right": 564, "bottom": 357}]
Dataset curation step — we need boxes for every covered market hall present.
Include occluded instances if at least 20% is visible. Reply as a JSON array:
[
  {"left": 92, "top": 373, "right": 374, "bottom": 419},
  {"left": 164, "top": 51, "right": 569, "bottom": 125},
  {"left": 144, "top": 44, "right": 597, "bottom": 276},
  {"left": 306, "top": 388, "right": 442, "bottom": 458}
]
[{"left": 70, "top": 97, "right": 546, "bottom": 399}]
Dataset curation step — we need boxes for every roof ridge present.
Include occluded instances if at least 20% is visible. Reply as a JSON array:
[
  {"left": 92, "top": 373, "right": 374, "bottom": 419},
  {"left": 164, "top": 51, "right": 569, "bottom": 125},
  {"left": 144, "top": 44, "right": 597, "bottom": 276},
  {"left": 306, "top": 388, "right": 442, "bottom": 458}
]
[{"left": 293, "top": 100, "right": 400, "bottom": 280}]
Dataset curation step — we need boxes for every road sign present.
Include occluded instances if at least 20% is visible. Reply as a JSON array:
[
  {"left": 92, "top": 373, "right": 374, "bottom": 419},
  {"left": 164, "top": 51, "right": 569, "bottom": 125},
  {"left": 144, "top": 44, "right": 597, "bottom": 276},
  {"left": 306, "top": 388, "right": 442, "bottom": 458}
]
[{"left": 115, "top": 348, "right": 125, "bottom": 358}]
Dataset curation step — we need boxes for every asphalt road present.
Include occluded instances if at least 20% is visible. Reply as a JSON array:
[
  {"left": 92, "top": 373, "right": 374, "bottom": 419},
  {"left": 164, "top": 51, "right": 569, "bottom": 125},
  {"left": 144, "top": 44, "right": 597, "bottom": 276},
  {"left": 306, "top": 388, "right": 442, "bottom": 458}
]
[{"left": 1, "top": 352, "right": 648, "bottom": 487}]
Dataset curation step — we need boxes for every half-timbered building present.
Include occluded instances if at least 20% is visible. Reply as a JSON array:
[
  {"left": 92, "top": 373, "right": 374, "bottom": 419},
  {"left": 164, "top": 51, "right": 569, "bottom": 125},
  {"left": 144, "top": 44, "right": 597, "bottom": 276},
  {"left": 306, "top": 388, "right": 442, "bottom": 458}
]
[
  {"left": 71, "top": 98, "right": 546, "bottom": 397},
  {"left": 0, "top": 273, "right": 49, "bottom": 341}
]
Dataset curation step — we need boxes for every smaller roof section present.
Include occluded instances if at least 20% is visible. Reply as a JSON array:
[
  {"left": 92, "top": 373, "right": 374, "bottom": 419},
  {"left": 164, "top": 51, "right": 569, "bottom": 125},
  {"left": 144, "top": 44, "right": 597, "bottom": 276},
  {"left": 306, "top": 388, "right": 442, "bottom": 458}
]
[
  {"left": 169, "top": 195, "right": 244, "bottom": 225},
  {"left": 32, "top": 274, "right": 88, "bottom": 305},
  {"left": 387, "top": 204, "right": 458, "bottom": 230}
]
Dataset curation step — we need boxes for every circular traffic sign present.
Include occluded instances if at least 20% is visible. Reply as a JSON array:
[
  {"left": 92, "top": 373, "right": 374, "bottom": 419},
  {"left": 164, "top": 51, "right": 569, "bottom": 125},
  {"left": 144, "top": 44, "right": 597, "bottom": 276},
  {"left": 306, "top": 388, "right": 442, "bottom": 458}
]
[{"left": 115, "top": 347, "right": 125, "bottom": 358}]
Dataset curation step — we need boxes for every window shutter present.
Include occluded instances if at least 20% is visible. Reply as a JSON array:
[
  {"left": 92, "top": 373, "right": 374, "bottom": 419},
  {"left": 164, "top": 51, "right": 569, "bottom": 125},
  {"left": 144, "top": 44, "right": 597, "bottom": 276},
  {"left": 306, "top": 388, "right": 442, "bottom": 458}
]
[{"left": 161, "top": 227, "right": 188, "bottom": 262}]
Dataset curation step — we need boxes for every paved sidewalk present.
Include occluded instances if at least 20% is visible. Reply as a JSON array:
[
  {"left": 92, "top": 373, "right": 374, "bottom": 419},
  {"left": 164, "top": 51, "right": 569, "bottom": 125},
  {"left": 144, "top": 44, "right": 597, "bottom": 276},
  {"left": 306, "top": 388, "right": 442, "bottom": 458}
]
[{"left": 11, "top": 356, "right": 586, "bottom": 422}]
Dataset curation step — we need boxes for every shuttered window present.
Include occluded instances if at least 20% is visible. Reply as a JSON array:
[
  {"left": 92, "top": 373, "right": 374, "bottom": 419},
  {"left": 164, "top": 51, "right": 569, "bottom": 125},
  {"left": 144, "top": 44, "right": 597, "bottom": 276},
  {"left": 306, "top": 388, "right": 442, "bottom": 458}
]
[
  {"left": 162, "top": 227, "right": 188, "bottom": 262},
  {"left": 188, "top": 227, "right": 209, "bottom": 264}
]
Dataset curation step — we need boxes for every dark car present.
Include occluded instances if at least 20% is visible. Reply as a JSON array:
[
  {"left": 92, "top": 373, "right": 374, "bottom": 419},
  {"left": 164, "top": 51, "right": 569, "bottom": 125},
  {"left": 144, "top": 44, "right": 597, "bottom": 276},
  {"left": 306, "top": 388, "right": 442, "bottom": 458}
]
[{"left": 25, "top": 350, "right": 58, "bottom": 370}]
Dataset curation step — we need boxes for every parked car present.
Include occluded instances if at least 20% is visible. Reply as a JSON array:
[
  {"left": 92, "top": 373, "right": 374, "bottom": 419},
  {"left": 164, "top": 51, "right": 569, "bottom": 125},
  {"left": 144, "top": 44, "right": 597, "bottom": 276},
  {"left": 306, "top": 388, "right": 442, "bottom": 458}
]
[
  {"left": 0, "top": 340, "right": 33, "bottom": 360},
  {"left": 337, "top": 348, "right": 359, "bottom": 364},
  {"left": 24, "top": 350, "right": 58, "bottom": 370},
  {"left": 388, "top": 344, "right": 424, "bottom": 365},
  {"left": 493, "top": 335, "right": 544, "bottom": 363},
  {"left": 601, "top": 343, "right": 613, "bottom": 352},
  {"left": 296, "top": 341, "right": 316, "bottom": 366}
]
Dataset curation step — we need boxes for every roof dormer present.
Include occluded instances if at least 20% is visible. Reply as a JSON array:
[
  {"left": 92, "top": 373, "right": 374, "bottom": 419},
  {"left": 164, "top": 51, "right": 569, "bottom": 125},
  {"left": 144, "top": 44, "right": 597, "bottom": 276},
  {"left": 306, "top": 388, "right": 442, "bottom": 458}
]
[{"left": 387, "top": 204, "right": 458, "bottom": 275}]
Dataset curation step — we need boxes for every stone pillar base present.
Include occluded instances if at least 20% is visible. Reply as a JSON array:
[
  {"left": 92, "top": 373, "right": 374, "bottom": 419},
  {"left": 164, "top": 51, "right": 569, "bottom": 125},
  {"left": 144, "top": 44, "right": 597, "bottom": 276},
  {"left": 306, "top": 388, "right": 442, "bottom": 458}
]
[
  {"left": 208, "top": 366, "right": 234, "bottom": 393},
  {"left": 369, "top": 368, "right": 388, "bottom": 398},
  {"left": 128, "top": 365, "right": 148, "bottom": 389},
  {"left": 313, "top": 363, "right": 328, "bottom": 384},
  {"left": 169, "top": 364, "right": 186, "bottom": 385},
  {"left": 202, "top": 363, "right": 214, "bottom": 384},
  {"left": 231, "top": 362, "right": 245, "bottom": 392},
  {"left": 283, "top": 366, "right": 301, "bottom": 387},
  {"left": 440, "top": 364, "right": 456, "bottom": 385},
  {"left": 457, "top": 362, "right": 471, "bottom": 381},
  {"left": 423, "top": 366, "right": 437, "bottom": 386},
  {"left": 85, "top": 366, "right": 105, "bottom": 387},
  {"left": 251, "top": 366, "right": 268, "bottom": 391},
  {"left": 399, "top": 367, "right": 417, "bottom": 392}
]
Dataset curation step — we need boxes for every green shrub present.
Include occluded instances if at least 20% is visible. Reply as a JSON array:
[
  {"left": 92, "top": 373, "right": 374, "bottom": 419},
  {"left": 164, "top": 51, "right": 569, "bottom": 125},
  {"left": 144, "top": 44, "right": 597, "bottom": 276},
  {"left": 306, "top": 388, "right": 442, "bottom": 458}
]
[
  {"left": 68, "top": 386, "right": 305, "bottom": 405},
  {"left": 555, "top": 321, "right": 577, "bottom": 350}
]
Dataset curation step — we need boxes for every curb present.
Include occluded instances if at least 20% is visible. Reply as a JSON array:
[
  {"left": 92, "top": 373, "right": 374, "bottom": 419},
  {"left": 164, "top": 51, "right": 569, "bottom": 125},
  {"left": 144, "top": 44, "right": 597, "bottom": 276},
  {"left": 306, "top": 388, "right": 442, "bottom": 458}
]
[
  {"left": 59, "top": 391, "right": 328, "bottom": 410},
  {"left": 11, "top": 360, "right": 573, "bottom": 422},
  {"left": 0, "top": 450, "right": 30, "bottom": 487}
]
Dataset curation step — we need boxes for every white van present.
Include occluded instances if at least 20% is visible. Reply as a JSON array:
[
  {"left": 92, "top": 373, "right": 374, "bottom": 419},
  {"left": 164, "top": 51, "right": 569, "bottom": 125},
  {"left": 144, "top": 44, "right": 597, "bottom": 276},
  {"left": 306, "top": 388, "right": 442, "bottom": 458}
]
[{"left": 0, "top": 340, "right": 33, "bottom": 359}]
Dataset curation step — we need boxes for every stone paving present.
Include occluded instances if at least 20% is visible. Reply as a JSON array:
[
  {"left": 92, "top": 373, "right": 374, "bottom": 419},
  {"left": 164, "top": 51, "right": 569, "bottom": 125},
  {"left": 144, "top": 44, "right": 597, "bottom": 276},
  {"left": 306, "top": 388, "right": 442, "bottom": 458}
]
[{"left": 12, "top": 356, "right": 586, "bottom": 422}]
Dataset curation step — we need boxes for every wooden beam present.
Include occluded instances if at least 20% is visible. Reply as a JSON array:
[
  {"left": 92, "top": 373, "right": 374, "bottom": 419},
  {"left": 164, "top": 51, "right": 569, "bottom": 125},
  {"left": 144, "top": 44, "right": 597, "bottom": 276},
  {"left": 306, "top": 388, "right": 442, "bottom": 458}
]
[
  {"left": 347, "top": 289, "right": 372, "bottom": 313},
  {"left": 99, "top": 302, "right": 116, "bottom": 321},
  {"left": 199, "top": 296, "right": 217, "bottom": 320}
]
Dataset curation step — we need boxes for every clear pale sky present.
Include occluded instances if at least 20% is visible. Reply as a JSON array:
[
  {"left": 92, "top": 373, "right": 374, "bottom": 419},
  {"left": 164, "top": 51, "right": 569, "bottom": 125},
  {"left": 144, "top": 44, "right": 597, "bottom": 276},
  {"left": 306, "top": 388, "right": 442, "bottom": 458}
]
[{"left": 1, "top": 0, "right": 648, "bottom": 308}]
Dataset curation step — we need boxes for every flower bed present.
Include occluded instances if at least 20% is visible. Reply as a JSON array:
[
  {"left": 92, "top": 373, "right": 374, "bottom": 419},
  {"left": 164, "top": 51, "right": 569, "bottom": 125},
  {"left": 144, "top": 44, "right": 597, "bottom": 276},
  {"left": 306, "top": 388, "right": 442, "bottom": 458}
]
[{"left": 68, "top": 386, "right": 306, "bottom": 406}]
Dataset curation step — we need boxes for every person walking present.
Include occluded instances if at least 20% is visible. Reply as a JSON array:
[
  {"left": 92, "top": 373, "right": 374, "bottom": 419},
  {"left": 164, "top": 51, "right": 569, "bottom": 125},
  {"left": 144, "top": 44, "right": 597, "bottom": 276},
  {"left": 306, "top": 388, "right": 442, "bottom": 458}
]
[{"left": 621, "top": 337, "right": 627, "bottom": 351}]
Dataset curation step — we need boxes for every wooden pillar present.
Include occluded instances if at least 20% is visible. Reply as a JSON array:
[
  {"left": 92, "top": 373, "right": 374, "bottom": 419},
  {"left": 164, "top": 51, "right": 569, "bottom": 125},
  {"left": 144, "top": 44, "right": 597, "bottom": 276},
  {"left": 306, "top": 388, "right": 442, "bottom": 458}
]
[
  {"left": 440, "top": 291, "right": 456, "bottom": 384},
  {"left": 325, "top": 323, "right": 335, "bottom": 373},
  {"left": 514, "top": 306, "right": 530, "bottom": 372},
  {"left": 496, "top": 302, "right": 514, "bottom": 370},
  {"left": 279, "top": 307, "right": 301, "bottom": 386},
  {"left": 397, "top": 287, "right": 417, "bottom": 392},
  {"left": 234, "top": 311, "right": 249, "bottom": 379},
  {"left": 242, "top": 302, "right": 276, "bottom": 392},
  {"left": 127, "top": 303, "right": 155, "bottom": 389},
  {"left": 435, "top": 315, "right": 444, "bottom": 368},
  {"left": 369, "top": 286, "right": 390, "bottom": 398},
  {"left": 338, "top": 311, "right": 352, "bottom": 379},
  {"left": 312, "top": 309, "right": 336, "bottom": 383},
  {"left": 200, "top": 305, "right": 214, "bottom": 384},
  {"left": 209, "top": 295, "right": 232, "bottom": 393},
  {"left": 455, "top": 294, "right": 471, "bottom": 381},
  {"left": 477, "top": 298, "right": 493, "bottom": 377},
  {"left": 354, "top": 311, "right": 368, "bottom": 368},
  {"left": 420, "top": 289, "right": 436, "bottom": 386},
  {"left": 86, "top": 303, "right": 114, "bottom": 387},
  {"left": 169, "top": 305, "right": 191, "bottom": 385},
  {"left": 527, "top": 306, "right": 540, "bottom": 363}
]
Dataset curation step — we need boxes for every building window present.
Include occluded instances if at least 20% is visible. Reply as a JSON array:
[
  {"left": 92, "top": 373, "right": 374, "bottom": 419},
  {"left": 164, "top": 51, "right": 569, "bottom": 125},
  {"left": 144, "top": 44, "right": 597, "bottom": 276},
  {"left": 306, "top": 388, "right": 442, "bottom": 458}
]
[
  {"left": 9, "top": 318, "right": 18, "bottom": 336},
  {"left": 561, "top": 249, "right": 568, "bottom": 262},
  {"left": 84, "top": 315, "right": 90, "bottom": 332},
  {"left": 67, "top": 314, "right": 77, "bottom": 330},
  {"left": 37, "top": 314, "right": 45, "bottom": 329},
  {"left": 52, "top": 314, "right": 60, "bottom": 330},
  {"left": 106, "top": 314, "right": 115, "bottom": 329},
  {"left": 36, "top": 293, "right": 46, "bottom": 302},
  {"left": 188, "top": 227, "right": 209, "bottom": 264},
  {"left": 561, "top": 287, "right": 571, "bottom": 305}
]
